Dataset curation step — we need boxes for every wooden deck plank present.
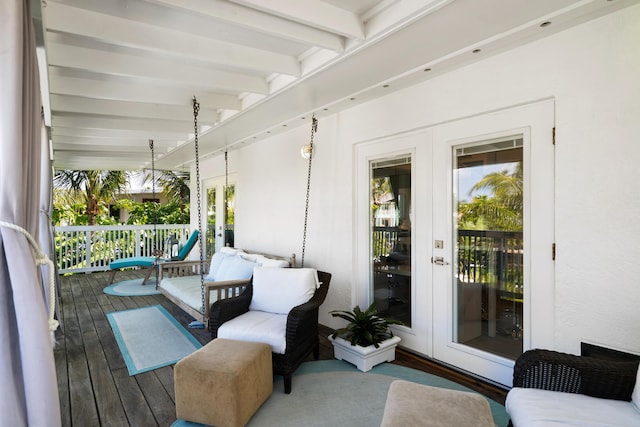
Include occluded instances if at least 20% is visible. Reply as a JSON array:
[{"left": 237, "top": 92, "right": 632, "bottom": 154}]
[
  {"left": 54, "top": 334, "right": 71, "bottom": 427},
  {"left": 111, "top": 367, "right": 158, "bottom": 426},
  {"left": 84, "top": 329, "right": 129, "bottom": 426},
  {"left": 65, "top": 314, "right": 101, "bottom": 426},
  {"left": 135, "top": 371, "right": 177, "bottom": 426}
]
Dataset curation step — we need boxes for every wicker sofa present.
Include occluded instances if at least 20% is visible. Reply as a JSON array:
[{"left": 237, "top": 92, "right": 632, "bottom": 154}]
[{"left": 505, "top": 348, "right": 640, "bottom": 426}]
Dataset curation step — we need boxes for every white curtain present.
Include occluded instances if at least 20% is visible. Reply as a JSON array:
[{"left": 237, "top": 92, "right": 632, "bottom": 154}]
[{"left": 0, "top": 0, "right": 61, "bottom": 426}]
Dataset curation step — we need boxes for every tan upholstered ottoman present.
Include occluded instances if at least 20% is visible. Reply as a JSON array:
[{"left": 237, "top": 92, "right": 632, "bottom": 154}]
[
  {"left": 380, "top": 380, "right": 494, "bottom": 427},
  {"left": 174, "top": 338, "right": 272, "bottom": 427}
]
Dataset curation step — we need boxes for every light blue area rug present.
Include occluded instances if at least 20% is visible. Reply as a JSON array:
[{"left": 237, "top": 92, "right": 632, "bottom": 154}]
[
  {"left": 103, "top": 278, "right": 160, "bottom": 296},
  {"left": 172, "top": 359, "right": 509, "bottom": 427},
  {"left": 107, "top": 305, "right": 202, "bottom": 375}
]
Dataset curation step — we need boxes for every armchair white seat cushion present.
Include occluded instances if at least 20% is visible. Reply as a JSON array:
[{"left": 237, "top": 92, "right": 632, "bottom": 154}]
[
  {"left": 506, "top": 387, "right": 640, "bottom": 427},
  {"left": 215, "top": 267, "right": 319, "bottom": 354},
  {"left": 217, "top": 310, "right": 288, "bottom": 354}
]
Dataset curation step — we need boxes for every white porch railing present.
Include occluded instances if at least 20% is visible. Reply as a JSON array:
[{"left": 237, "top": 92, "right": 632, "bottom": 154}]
[{"left": 55, "top": 224, "right": 191, "bottom": 274}]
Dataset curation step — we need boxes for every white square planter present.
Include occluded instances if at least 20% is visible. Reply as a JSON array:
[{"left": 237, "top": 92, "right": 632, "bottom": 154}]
[{"left": 328, "top": 335, "right": 401, "bottom": 372}]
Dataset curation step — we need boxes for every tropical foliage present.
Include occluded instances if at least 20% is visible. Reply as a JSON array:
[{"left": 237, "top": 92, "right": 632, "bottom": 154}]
[
  {"left": 330, "top": 302, "right": 402, "bottom": 348},
  {"left": 53, "top": 169, "right": 190, "bottom": 226},
  {"left": 458, "top": 162, "right": 523, "bottom": 231},
  {"left": 54, "top": 170, "right": 128, "bottom": 225}
]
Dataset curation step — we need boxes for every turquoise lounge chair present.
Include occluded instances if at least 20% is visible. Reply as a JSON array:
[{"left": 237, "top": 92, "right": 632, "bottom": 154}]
[{"left": 107, "top": 230, "right": 200, "bottom": 286}]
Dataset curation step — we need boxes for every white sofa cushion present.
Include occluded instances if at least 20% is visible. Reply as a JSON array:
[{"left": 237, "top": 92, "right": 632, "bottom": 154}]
[
  {"left": 205, "top": 252, "right": 227, "bottom": 281},
  {"left": 506, "top": 388, "right": 640, "bottom": 427},
  {"left": 249, "top": 267, "right": 317, "bottom": 315},
  {"left": 219, "top": 247, "right": 244, "bottom": 256},
  {"left": 215, "top": 255, "right": 256, "bottom": 282},
  {"left": 217, "top": 310, "right": 288, "bottom": 354},
  {"left": 256, "top": 256, "right": 290, "bottom": 268},
  {"left": 159, "top": 276, "right": 225, "bottom": 312}
]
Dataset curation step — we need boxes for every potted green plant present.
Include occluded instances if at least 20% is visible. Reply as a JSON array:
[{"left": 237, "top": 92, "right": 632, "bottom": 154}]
[{"left": 328, "top": 302, "right": 402, "bottom": 372}]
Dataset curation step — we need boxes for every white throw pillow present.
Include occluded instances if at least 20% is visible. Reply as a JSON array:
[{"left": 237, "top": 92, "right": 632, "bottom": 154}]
[
  {"left": 215, "top": 255, "right": 256, "bottom": 281},
  {"left": 249, "top": 267, "right": 317, "bottom": 314},
  {"left": 240, "top": 252, "right": 261, "bottom": 262},
  {"left": 257, "top": 256, "right": 290, "bottom": 268},
  {"left": 205, "top": 252, "right": 227, "bottom": 281},
  {"left": 220, "top": 247, "right": 244, "bottom": 256}
]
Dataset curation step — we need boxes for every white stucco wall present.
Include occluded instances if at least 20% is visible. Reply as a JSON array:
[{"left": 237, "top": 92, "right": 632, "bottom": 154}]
[{"left": 195, "top": 5, "right": 640, "bottom": 356}]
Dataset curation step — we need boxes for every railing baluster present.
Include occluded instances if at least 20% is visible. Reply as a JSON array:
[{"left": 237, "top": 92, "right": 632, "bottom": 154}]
[{"left": 54, "top": 224, "right": 190, "bottom": 273}]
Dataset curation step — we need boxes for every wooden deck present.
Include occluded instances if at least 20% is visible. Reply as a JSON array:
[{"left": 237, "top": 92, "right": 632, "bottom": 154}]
[{"left": 55, "top": 269, "right": 507, "bottom": 427}]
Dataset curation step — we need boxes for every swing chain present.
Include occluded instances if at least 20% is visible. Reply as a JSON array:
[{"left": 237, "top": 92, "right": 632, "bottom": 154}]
[
  {"left": 224, "top": 149, "right": 228, "bottom": 245},
  {"left": 301, "top": 115, "right": 317, "bottom": 268},
  {"left": 193, "top": 97, "right": 206, "bottom": 317},
  {"left": 149, "top": 140, "right": 158, "bottom": 256}
]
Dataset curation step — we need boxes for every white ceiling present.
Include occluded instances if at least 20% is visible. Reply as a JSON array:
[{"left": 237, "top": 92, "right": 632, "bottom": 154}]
[{"left": 33, "top": 0, "right": 636, "bottom": 171}]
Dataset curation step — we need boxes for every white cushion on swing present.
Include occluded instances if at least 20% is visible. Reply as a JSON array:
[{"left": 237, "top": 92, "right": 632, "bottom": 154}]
[
  {"left": 256, "top": 256, "right": 290, "bottom": 268},
  {"left": 159, "top": 276, "right": 221, "bottom": 312},
  {"left": 205, "top": 252, "right": 228, "bottom": 281},
  {"left": 215, "top": 255, "right": 256, "bottom": 281}
]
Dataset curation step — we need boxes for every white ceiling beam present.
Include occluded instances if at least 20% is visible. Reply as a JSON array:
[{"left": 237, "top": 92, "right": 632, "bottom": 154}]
[
  {"left": 48, "top": 74, "right": 241, "bottom": 110},
  {"left": 55, "top": 143, "right": 172, "bottom": 154},
  {"left": 50, "top": 126, "right": 187, "bottom": 140},
  {"left": 150, "top": 0, "right": 344, "bottom": 52},
  {"left": 52, "top": 116, "right": 193, "bottom": 134},
  {"left": 53, "top": 153, "right": 149, "bottom": 170},
  {"left": 47, "top": 43, "right": 270, "bottom": 94},
  {"left": 230, "top": 0, "right": 364, "bottom": 39},
  {"left": 52, "top": 135, "right": 176, "bottom": 148},
  {"left": 50, "top": 95, "right": 218, "bottom": 124},
  {"left": 44, "top": 2, "right": 300, "bottom": 77}
]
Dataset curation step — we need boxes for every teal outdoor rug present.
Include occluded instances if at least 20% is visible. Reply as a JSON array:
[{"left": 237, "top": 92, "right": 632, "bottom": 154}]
[
  {"left": 107, "top": 305, "right": 201, "bottom": 375},
  {"left": 103, "top": 278, "right": 160, "bottom": 296},
  {"left": 173, "top": 359, "right": 509, "bottom": 427}
]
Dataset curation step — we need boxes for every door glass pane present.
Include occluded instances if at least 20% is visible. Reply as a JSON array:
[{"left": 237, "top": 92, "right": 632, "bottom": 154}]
[
  {"left": 224, "top": 184, "right": 235, "bottom": 248},
  {"left": 206, "top": 187, "right": 216, "bottom": 259},
  {"left": 454, "top": 137, "right": 523, "bottom": 360},
  {"left": 371, "top": 156, "right": 412, "bottom": 327}
]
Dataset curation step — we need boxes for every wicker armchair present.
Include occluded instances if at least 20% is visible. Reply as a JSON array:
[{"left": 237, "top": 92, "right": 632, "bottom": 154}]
[
  {"left": 507, "top": 349, "right": 640, "bottom": 426},
  {"left": 209, "top": 270, "right": 332, "bottom": 394}
]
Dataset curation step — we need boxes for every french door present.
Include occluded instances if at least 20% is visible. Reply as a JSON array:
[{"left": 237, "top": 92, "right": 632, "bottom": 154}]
[
  {"left": 204, "top": 175, "right": 236, "bottom": 256},
  {"left": 357, "top": 100, "right": 554, "bottom": 386}
]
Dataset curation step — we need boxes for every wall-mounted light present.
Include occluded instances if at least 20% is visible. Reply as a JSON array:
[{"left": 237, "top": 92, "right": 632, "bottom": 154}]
[{"left": 300, "top": 144, "right": 313, "bottom": 159}]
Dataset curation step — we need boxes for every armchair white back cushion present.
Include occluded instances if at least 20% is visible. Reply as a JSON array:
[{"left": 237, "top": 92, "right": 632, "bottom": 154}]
[{"left": 249, "top": 267, "right": 317, "bottom": 315}]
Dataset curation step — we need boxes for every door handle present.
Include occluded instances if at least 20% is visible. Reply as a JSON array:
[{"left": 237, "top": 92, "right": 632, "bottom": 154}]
[{"left": 431, "top": 256, "right": 450, "bottom": 265}]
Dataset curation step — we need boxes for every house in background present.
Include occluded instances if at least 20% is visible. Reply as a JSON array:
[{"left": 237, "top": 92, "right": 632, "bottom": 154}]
[{"left": 27, "top": 0, "right": 640, "bottom": 388}]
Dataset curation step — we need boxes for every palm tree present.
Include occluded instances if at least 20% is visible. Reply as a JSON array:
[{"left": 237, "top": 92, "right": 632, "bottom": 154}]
[
  {"left": 461, "top": 162, "right": 523, "bottom": 231},
  {"left": 54, "top": 170, "right": 128, "bottom": 225},
  {"left": 140, "top": 170, "right": 190, "bottom": 206}
]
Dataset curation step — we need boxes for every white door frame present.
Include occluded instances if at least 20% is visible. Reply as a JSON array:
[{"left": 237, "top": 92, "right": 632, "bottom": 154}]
[
  {"left": 204, "top": 173, "right": 237, "bottom": 254},
  {"left": 355, "top": 131, "right": 433, "bottom": 356},
  {"left": 432, "top": 99, "right": 555, "bottom": 386},
  {"left": 354, "top": 100, "right": 555, "bottom": 385}
]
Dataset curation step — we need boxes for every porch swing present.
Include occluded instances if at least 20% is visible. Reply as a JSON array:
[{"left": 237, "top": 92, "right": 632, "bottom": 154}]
[{"left": 156, "top": 97, "right": 295, "bottom": 329}]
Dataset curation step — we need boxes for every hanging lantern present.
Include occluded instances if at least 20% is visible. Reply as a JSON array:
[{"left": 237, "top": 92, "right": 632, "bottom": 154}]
[{"left": 165, "top": 234, "right": 180, "bottom": 260}]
